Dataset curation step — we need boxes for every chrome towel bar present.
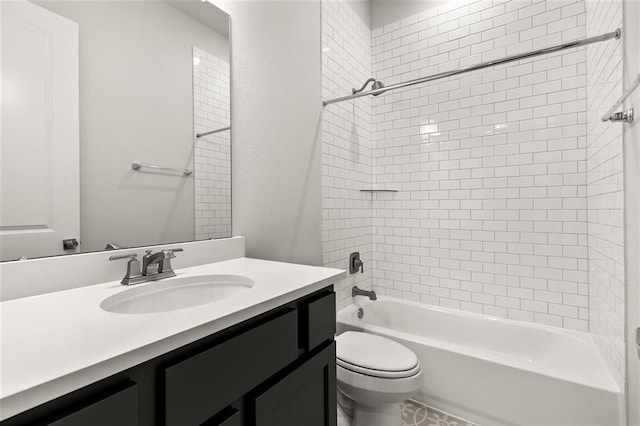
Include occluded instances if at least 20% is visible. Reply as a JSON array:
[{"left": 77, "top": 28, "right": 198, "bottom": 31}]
[
  {"left": 131, "top": 162, "right": 193, "bottom": 176},
  {"left": 196, "top": 126, "right": 231, "bottom": 138}
]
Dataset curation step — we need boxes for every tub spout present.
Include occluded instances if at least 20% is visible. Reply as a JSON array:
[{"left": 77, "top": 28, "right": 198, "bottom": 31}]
[{"left": 352, "top": 286, "right": 377, "bottom": 300}]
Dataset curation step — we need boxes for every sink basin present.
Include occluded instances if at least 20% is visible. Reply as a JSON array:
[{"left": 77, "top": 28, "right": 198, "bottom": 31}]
[{"left": 100, "top": 274, "right": 254, "bottom": 314}]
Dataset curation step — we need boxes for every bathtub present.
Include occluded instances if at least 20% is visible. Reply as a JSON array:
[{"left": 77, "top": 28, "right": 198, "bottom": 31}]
[{"left": 337, "top": 296, "right": 622, "bottom": 426}]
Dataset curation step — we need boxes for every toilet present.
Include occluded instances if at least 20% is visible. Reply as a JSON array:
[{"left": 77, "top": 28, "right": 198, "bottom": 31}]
[{"left": 336, "top": 331, "right": 423, "bottom": 426}]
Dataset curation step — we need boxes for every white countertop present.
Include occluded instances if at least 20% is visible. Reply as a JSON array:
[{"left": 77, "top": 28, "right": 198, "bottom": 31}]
[{"left": 0, "top": 257, "right": 346, "bottom": 421}]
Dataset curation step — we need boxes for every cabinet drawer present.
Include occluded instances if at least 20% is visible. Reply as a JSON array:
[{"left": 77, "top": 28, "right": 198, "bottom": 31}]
[
  {"left": 303, "top": 292, "right": 336, "bottom": 352},
  {"left": 48, "top": 382, "right": 137, "bottom": 426},
  {"left": 164, "top": 309, "right": 298, "bottom": 426}
]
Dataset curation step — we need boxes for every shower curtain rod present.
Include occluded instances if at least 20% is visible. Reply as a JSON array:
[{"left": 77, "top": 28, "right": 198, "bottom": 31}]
[{"left": 323, "top": 29, "right": 621, "bottom": 107}]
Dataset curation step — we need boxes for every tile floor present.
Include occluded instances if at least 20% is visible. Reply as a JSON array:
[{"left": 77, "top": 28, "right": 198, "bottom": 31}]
[{"left": 401, "top": 400, "right": 477, "bottom": 426}]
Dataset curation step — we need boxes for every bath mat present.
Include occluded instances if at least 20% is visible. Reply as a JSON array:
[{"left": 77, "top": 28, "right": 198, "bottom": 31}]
[{"left": 401, "top": 400, "right": 477, "bottom": 426}]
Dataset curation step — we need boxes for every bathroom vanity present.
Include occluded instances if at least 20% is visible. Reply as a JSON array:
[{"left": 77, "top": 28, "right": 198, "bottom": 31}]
[{"left": 0, "top": 253, "right": 345, "bottom": 426}]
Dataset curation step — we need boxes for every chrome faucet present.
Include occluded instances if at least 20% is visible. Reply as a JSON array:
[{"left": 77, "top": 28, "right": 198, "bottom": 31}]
[
  {"left": 142, "top": 248, "right": 183, "bottom": 277},
  {"left": 109, "top": 248, "right": 183, "bottom": 285},
  {"left": 352, "top": 285, "right": 377, "bottom": 301},
  {"left": 142, "top": 250, "right": 166, "bottom": 274}
]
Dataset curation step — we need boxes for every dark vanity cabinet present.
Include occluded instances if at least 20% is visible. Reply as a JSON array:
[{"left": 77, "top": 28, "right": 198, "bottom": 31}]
[
  {"left": 2, "top": 287, "right": 337, "bottom": 426},
  {"left": 253, "top": 343, "right": 336, "bottom": 426}
]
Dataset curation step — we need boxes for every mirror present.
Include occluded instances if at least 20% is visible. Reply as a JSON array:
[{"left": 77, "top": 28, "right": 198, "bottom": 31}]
[{"left": 0, "top": 0, "right": 231, "bottom": 261}]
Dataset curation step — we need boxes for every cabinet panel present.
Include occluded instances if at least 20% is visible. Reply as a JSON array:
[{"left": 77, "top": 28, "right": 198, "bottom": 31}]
[
  {"left": 254, "top": 342, "right": 337, "bottom": 426},
  {"left": 304, "top": 292, "right": 336, "bottom": 352},
  {"left": 218, "top": 410, "right": 241, "bottom": 426},
  {"left": 48, "top": 382, "right": 137, "bottom": 426},
  {"left": 164, "top": 309, "right": 298, "bottom": 426},
  {"left": 201, "top": 407, "right": 242, "bottom": 426}
]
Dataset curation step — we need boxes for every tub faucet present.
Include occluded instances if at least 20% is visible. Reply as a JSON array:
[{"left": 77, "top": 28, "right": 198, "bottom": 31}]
[{"left": 352, "top": 285, "right": 377, "bottom": 301}]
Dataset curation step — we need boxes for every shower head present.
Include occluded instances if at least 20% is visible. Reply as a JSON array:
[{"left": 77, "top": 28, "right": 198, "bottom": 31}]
[
  {"left": 352, "top": 77, "right": 387, "bottom": 96},
  {"left": 370, "top": 79, "right": 385, "bottom": 96}
]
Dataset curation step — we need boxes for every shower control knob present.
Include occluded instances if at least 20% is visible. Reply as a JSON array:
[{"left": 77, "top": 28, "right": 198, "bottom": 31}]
[{"left": 349, "top": 252, "right": 364, "bottom": 274}]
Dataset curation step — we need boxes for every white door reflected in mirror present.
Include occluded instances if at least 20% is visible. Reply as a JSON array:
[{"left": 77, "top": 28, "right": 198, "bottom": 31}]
[{"left": 0, "top": 1, "right": 80, "bottom": 261}]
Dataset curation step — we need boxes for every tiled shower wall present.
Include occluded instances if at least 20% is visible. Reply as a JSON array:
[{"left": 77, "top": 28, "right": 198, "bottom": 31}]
[
  {"left": 585, "top": 0, "right": 625, "bottom": 392},
  {"left": 370, "top": 0, "right": 591, "bottom": 331},
  {"left": 321, "top": 0, "right": 373, "bottom": 310},
  {"left": 193, "top": 47, "right": 231, "bottom": 240}
]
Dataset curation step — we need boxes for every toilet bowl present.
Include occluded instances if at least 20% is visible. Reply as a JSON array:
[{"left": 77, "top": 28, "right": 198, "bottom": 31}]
[{"left": 336, "top": 331, "right": 423, "bottom": 426}]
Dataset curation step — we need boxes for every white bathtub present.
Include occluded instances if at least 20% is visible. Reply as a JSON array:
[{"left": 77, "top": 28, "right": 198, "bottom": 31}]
[{"left": 337, "top": 296, "right": 622, "bottom": 426}]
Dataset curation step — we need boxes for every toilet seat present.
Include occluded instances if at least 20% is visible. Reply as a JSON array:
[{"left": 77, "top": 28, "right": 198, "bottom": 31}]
[
  {"left": 336, "top": 332, "right": 420, "bottom": 379},
  {"left": 337, "top": 358, "right": 422, "bottom": 378}
]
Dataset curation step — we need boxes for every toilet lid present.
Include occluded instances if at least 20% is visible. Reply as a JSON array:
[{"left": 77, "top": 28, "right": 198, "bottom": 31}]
[{"left": 336, "top": 332, "right": 420, "bottom": 378}]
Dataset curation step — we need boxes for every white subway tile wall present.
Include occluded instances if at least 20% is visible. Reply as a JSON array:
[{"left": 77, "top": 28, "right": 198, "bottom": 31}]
[
  {"left": 585, "top": 0, "right": 625, "bottom": 393},
  {"left": 193, "top": 47, "right": 231, "bottom": 240},
  {"left": 322, "top": 0, "right": 626, "bottom": 384},
  {"left": 322, "top": 0, "right": 374, "bottom": 310},
  {"left": 370, "top": 0, "right": 591, "bottom": 331}
]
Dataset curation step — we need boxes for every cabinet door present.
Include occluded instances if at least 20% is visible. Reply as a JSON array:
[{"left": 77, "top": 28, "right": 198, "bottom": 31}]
[
  {"left": 201, "top": 407, "right": 242, "bottom": 426},
  {"left": 164, "top": 309, "right": 298, "bottom": 425},
  {"left": 254, "top": 342, "right": 336, "bottom": 426},
  {"left": 217, "top": 409, "right": 241, "bottom": 426},
  {"left": 48, "top": 382, "right": 138, "bottom": 426}
]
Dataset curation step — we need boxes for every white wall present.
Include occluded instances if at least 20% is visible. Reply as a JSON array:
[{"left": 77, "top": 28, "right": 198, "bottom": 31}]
[
  {"left": 584, "top": 0, "right": 626, "bottom": 394},
  {"left": 371, "top": 0, "right": 449, "bottom": 29},
  {"left": 213, "top": 0, "right": 324, "bottom": 266},
  {"left": 368, "top": 0, "right": 591, "bottom": 330},
  {"left": 322, "top": 0, "right": 374, "bottom": 309},
  {"left": 37, "top": 1, "right": 228, "bottom": 252},
  {"left": 623, "top": 0, "right": 640, "bottom": 421},
  {"left": 346, "top": 0, "right": 371, "bottom": 28}
]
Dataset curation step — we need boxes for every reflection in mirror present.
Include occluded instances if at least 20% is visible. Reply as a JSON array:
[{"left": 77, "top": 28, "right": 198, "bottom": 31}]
[
  {"left": 0, "top": 0, "right": 231, "bottom": 261},
  {"left": 193, "top": 46, "right": 231, "bottom": 240}
]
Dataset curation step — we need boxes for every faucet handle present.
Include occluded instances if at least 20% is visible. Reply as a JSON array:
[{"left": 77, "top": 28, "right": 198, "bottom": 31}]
[
  {"left": 156, "top": 248, "right": 182, "bottom": 274},
  {"left": 162, "top": 248, "right": 183, "bottom": 259},
  {"left": 109, "top": 253, "right": 142, "bottom": 285},
  {"left": 109, "top": 253, "right": 138, "bottom": 261},
  {"left": 349, "top": 252, "right": 364, "bottom": 274}
]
